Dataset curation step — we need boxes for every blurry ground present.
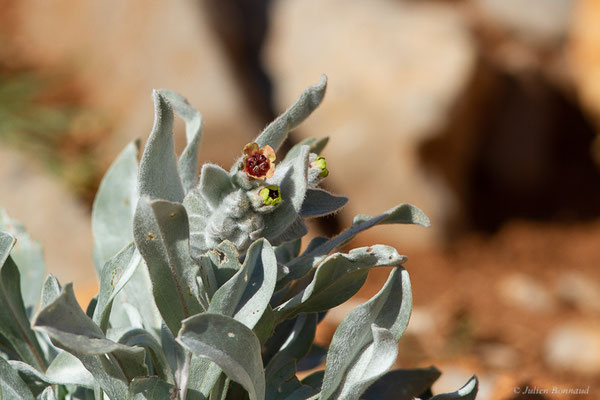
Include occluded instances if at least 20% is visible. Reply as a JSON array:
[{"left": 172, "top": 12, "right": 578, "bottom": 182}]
[{"left": 1, "top": 0, "right": 600, "bottom": 399}]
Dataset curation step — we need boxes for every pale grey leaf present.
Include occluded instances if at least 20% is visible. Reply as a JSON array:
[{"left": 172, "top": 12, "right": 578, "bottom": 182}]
[
  {"left": 299, "top": 189, "right": 347, "bottom": 218},
  {"left": 0, "top": 356, "right": 34, "bottom": 400}
]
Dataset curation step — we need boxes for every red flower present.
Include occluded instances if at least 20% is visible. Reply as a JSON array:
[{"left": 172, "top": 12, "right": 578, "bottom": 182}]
[{"left": 243, "top": 142, "right": 276, "bottom": 179}]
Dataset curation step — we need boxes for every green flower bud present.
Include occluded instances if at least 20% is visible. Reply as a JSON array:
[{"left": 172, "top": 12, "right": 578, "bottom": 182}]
[
  {"left": 259, "top": 186, "right": 282, "bottom": 206},
  {"left": 311, "top": 156, "right": 329, "bottom": 177}
]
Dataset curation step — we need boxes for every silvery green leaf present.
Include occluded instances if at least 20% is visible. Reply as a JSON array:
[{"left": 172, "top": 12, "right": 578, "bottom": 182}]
[
  {"left": 127, "top": 376, "right": 178, "bottom": 400},
  {"left": 334, "top": 325, "right": 398, "bottom": 400},
  {"left": 158, "top": 89, "right": 204, "bottom": 194},
  {"left": 38, "top": 386, "right": 57, "bottom": 400},
  {"left": 275, "top": 246, "right": 406, "bottom": 320},
  {"left": 44, "top": 351, "right": 94, "bottom": 388},
  {"left": 0, "top": 232, "right": 46, "bottom": 371},
  {"left": 299, "top": 189, "right": 347, "bottom": 218},
  {"left": 0, "top": 209, "right": 45, "bottom": 315},
  {"left": 133, "top": 197, "right": 203, "bottom": 335},
  {"left": 270, "top": 218, "right": 307, "bottom": 247},
  {"left": 197, "top": 164, "right": 235, "bottom": 210},
  {"left": 320, "top": 267, "right": 412, "bottom": 399},
  {"left": 361, "top": 366, "right": 441, "bottom": 400},
  {"left": 262, "top": 146, "right": 309, "bottom": 241},
  {"left": 160, "top": 324, "right": 186, "bottom": 390},
  {"left": 91, "top": 141, "right": 139, "bottom": 272},
  {"left": 138, "top": 91, "right": 185, "bottom": 202},
  {"left": 430, "top": 376, "right": 478, "bottom": 400},
  {"left": 93, "top": 242, "right": 141, "bottom": 332},
  {"left": 264, "top": 360, "right": 305, "bottom": 400},
  {"left": 278, "top": 204, "right": 429, "bottom": 288},
  {"left": 209, "top": 239, "right": 277, "bottom": 329},
  {"left": 265, "top": 313, "right": 317, "bottom": 380},
  {"left": 117, "top": 328, "right": 173, "bottom": 384},
  {"left": 0, "top": 356, "right": 34, "bottom": 400},
  {"left": 40, "top": 274, "right": 61, "bottom": 309},
  {"left": 283, "top": 137, "right": 329, "bottom": 163},
  {"left": 32, "top": 284, "right": 147, "bottom": 398},
  {"left": 177, "top": 313, "right": 265, "bottom": 400},
  {"left": 296, "top": 343, "right": 328, "bottom": 372},
  {"left": 9, "top": 360, "right": 53, "bottom": 395},
  {"left": 183, "top": 187, "right": 211, "bottom": 258},
  {"left": 274, "top": 238, "right": 301, "bottom": 265},
  {"left": 254, "top": 75, "right": 327, "bottom": 152}
]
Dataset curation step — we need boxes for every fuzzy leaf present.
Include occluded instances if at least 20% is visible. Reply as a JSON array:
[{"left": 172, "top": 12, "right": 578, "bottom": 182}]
[
  {"left": 33, "top": 284, "right": 147, "bottom": 398},
  {"left": 9, "top": 360, "right": 54, "bottom": 395},
  {"left": 278, "top": 204, "right": 429, "bottom": 288},
  {"left": 0, "top": 232, "right": 46, "bottom": 371},
  {"left": 255, "top": 75, "right": 327, "bottom": 152},
  {"left": 177, "top": 313, "right": 265, "bottom": 400},
  {"left": 38, "top": 386, "right": 57, "bottom": 400},
  {"left": 276, "top": 246, "right": 407, "bottom": 320},
  {"left": 0, "top": 210, "right": 45, "bottom": 315},
  {"left": 299, "top": 189, "right": 347, "bottom": 218},
  {"left": 283, "top": 137, "right": 329, "bottom": 163},
  {"left": 128, "top": 376, "right": 178, "bottom": 400},
  {"left": 138, "top": 91, "right": 185, "bottom": 202},
  {"left": 133, "top": 197, "right": 203, "bottom": 335},
  {"left": 269, "top": 218, "right": 307, "bottom": 247},
  {"left": 274, "top": 239, "right": 301, "bottom": 265},
  {"left": 40, "top": 274, "right": 61, "bottom": 309},
  {"left": 158, "top": 89, "right": 204, "bottom": 194},
  {"left": 183, "top": 187, "right": 211, "bottom": 259},
  {"left": 335, "top": 325, "right": 398, "bottom": 400},
  {"left": 197, "top": 164, "right": 235, "bottom": 210},
  {"left": 320, "top": 267, "right": 412, "bottom": 399},
  {"left": 44, "top": 351, "right": 94, "bottom": 388},
  {"left": 0, "top": 356, "right": 35, "bottom": 400},
  {"left": 430, "top": 376, "right": 479, "bottom": 400},
  {"left": 93, "top": 242, "right": 141, "bottom": 333},
  {"left": 262, "top": 146, "right": 309, "bottom": 241},
  {"left": 362, "top": 366, "right": 441, "bottom": 400},
  {"left": 117, "top": 329, "right": 173, "bottom": 384},
  {"left": 91, "top": 141, "right": 139, "bottom": 272},
  {"left": 209, "top": 239, "right": 277, "bottom": 329}
]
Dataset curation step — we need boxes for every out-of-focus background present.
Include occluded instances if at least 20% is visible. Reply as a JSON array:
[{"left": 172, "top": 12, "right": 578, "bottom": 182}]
[{"left": 1, "top": 0, "right": 599, "bottom": 398}]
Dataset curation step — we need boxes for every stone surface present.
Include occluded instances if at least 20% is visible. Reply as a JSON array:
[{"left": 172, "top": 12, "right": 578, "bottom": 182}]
[
  {"left": 545, "top": 322, "right": 600, "bottom": 375},
  {"left": 0, "top": 146, "right": 96, "bottom": 306},
  {"left": 498, "top": 273, "right": 555, "bottom": 313},
  {"left": 555, "top": 271, "right": 600, "bottom": 314},
  {"left": 265, "top": 0, "right": 476, "bottom": 248},
  {"left": 476, "top": 0, "right": 574, "bottom": 47},
  {"left": 10, "top": 0, "right": 261, "bottom": 169}
]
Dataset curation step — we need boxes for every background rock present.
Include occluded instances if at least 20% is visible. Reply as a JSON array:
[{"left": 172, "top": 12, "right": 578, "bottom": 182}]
[
  {"left": 265, "top": 0, "right": 476, "bottom": 248},
  {"left": 545, "top": 321, "right": 600, "bottom": 375}
]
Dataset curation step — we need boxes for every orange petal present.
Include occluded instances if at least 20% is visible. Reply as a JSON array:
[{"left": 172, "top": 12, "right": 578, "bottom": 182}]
[
  {"left": 262, "top": 145, "right": 276, "bottom": 162},
  {"left": 243, "top": 142, "right": 259, "bottom": 155}
]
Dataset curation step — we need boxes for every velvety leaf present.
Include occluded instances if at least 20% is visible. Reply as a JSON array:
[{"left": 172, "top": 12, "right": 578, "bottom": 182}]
[
  {"left": 177, "top": 313, "right": 265, "bottom": 400},
  {"left": 361, "top": 366, "right": 442, "bottom": 400},
  {"left": 92, "top": 243, "right": 142, "bottom": 332},
  {"left": 38, "top": 386, "right": 57, "bottom": 400},
  {"left": 283, "top": 137, "right": 329, "bottom": 163},
  {"left": 0, "top": 232, "right": 46, "bottom": 371},
  {"left": 320, "top": 267, "right": 412, "bottom": 399},
  {"left": 44, "top": 351, "right": 94, "bottom": 388},
  {"left": 278, "top": 203, "right": 429, "bottom": 288},
  {"left": 209, "top": 239, "right": 277, "bottom": 329},
  {"left": 128, "top": 376, "right": 178, "bottom": 400},
  {"left": 158, "top": 89, "right": 204, "bottom": 194},
  {"left": 197, "top": 164, "right": 235, "bottom": 210},
  {"left": 183, "top": 187, "right": 211, "bottom": 259},
  {"left": 0, "top": 209, "right": 45, "bottom": 314},
  {"left": 299, "top": 189, "right": 347, "bottom": 218},
  {"left": 138, "top": 91, "right": 185, "bottom": 202},
  {"left": 430, "top": 376, "right": 478, "bottom": 400},
  {"left": 91, "top": 141, "right": 139, "bottom": 272},
  {"left": 0, "top": 356, "right": 35, "bottom": 400},
  {"left": 40, "top": 274, "right": 61, "bottom": 309},
  {"left": 270, "top": 218, "right": 307, "bottom": 247},
  {"left": 117, "top": 328, "right": 173, "bottom": 384},
  {"left": 275, "top": 246, "right": 407, "bottom": 320},
  {"left": 133, "top": 197, "right": 203, "bottom": 335},
  {"left": 9, "top": 360, "right": 54, "bottom": 395},
  {"left": 262, "top": 146, "right": 309, "bottom": 241},
  {"left": 33, "top": 284, "right": 146, "bottom": 398},
  {"left": 274, "top": 239, "right": 301, "bottom": 265},
  {"left": 296, "top": 344, "right": 327, "bottom": 372},
  {"left": 335, "top": 325, "right": 398, "bottom": 400},
  {"left": 265, "top": 313, "right": 317, "bottom": 379},
  {"left": 254, "top": 75, "right": 327, "bottom": 152}
]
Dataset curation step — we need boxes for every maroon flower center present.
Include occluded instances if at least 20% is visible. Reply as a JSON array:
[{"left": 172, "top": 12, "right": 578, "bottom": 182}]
[{"left": 245, "top": 154, "right": 270, "bottom": 177}]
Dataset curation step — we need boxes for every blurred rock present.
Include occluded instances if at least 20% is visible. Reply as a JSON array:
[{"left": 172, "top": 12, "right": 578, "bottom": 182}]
[
  {"left": 266, "top": 0, "right": 476, "bottom": 248},
  {"left": 498, "top": 273, "right": 555, "bottom": 313},
  {"left": 406, "top": 306, "right": 437, "bottom": 336},
  {"left": 479, "top": 342, "right": 519, "bottom": 370},
  {"left": 569, "top": 0, "right": 600, "bottom": 137},
  {"left": 11, "top": 0, "right": 261, "bottom": 168},
  {"left": 555, "top": 271, "right": 600, "bottom": 314},
  {"left": 545, "top": 322, "right": 600, "bottom": 374},
  {"left": 475, "top": 0, "right": 574, "bottom": 47},
  {"left": 0, "top": 146, "right": 96, "bottom": 306}
]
